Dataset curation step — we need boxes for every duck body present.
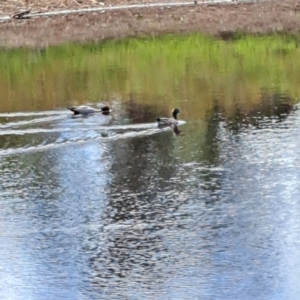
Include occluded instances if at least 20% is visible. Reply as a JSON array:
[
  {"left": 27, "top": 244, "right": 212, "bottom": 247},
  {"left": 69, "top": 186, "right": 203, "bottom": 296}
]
[
  {"left": 67, "top": 105, "right": 110, "bottom": 115},
  {"left": 156, "top": 117, "right": 178, "bottom": 126},
  {"left": 156, "top": 108, "right": 180, "bottom": 125}
]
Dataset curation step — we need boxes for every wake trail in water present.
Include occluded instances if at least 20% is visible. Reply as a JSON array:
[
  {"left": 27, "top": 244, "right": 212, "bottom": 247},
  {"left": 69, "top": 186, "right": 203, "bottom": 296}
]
[
  {"left": 0, "top": 107, "right": 185, "bottom": 156},
  {"left": 0, "top": 115, "right": 67, "bottom": 129},
  {"left": 0, "top": 111, "right": 67, "bottom": 117},
  {"left": 0, "top": 126, "right": 173, "bottom": 157},
  {"left": 0, "top": 121, "right": 186, "bottom": 135}
]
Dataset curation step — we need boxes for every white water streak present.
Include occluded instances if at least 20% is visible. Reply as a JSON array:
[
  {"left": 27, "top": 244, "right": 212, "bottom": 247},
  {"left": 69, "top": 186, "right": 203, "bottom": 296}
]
[
  {"left": 0, "top": 120, "right": 185, "bottom": 135},
  {"left": 0, "top": 111, "right": 67, "bottom": 117},
  {"left": 0, "top": 125, "right": 174, "bottom": 157},
  {"left": 0, "top": 115, "right": 67, "bottom": 129}
]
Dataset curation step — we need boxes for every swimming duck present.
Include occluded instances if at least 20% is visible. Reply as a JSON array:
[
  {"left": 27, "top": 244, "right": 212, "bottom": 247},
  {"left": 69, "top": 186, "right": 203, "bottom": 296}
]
[
  {"left": 67, "top": 105, "right": 110, "bottom": 115},
  {"left": 156, "top": 108, "right": 180, "bottom": 125}
]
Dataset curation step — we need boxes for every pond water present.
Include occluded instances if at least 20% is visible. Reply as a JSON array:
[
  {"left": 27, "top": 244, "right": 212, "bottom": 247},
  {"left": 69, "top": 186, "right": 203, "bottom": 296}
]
[{"left": 1, "top": 35, "right": 300, "bottom": 300}]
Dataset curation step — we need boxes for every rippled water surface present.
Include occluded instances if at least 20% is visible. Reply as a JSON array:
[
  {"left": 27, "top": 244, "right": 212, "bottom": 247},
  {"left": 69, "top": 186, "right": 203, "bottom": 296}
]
[{"left": 1, "top": 35, "right": 300, "bottom": 300}]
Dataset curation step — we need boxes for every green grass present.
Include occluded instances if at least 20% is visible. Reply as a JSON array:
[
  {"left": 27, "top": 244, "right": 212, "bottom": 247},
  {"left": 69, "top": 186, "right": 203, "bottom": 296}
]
[{"left": 0, "top": 33, "right": 300, "bottom": 115}]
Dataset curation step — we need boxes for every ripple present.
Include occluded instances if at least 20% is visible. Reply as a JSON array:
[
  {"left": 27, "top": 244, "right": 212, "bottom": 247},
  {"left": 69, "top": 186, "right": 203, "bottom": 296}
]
[
  {"left": 0, "top": 115, "right": 67, "bottom": 129},
  {"left": 0, "top": 121, "right": 185, "bottom": 135},
  {"left": 3, "top": 103, "right": 300, "bottom": 300},
  {"left": 0, "top": 123, "right": 177, "bottom": 156},
  {"left": 0, "top": 111, "right": 67, "bottom": 117}
]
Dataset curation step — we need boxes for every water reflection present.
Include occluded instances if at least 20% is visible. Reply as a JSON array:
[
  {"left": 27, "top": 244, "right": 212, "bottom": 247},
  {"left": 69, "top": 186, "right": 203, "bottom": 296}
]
[
  {"left": 1, "top": 36, "right": 300, "bottom": 299},
  {"left": 1, "top": 94, "right": 300, "bottom": 299},
  {"left": 88, "top": 121, "right": 185, "bottom": 297},
  {"left": 223, "top": 93, "right": 294, "bottom": 133}
]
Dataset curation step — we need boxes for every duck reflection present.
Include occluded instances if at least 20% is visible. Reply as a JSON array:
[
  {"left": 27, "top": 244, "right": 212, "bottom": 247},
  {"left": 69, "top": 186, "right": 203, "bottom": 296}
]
[{"left": 172, "top": 124, "right": 182, "bottom": 136}]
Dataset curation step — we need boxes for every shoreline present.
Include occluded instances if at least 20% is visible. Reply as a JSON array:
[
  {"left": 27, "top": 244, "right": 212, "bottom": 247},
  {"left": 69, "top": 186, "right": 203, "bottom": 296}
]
[{"left": 0, "top": 0, "right": 299, "bottom": 48}]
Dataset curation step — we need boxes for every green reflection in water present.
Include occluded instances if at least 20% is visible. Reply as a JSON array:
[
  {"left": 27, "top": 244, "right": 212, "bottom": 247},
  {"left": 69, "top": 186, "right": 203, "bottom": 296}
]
[{"left": 0, "top": 34, "right": 299, "bottom": 118}]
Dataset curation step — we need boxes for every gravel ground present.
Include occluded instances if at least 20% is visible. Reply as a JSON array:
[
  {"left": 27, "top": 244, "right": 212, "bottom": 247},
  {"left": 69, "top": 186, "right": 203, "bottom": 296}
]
[{"left": 0, "top": 0, "right": 299, "bottom": 48}]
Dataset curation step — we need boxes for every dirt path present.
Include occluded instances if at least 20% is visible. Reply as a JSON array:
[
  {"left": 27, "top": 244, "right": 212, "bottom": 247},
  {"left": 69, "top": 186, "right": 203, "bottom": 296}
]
[{"left": 0, "top": 0, "right": 299, "bottom": 48}]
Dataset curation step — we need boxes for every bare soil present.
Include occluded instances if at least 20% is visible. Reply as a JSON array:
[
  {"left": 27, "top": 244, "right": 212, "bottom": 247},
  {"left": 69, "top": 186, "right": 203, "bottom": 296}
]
[
  {"left": 0, "top": 0, "right": 300, "bottom": 48},
  {"left": 0, "top": 0, "right": 188, "bottom": 15}
]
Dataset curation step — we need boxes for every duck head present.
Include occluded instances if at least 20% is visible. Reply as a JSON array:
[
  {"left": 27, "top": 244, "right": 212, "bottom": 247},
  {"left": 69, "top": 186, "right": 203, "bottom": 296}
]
[
  {"left": 172, "top": 108, "right": 180, "bottom": 119},
  {"left": 101, "top": 106, "right": 110, "bottom": 115}
]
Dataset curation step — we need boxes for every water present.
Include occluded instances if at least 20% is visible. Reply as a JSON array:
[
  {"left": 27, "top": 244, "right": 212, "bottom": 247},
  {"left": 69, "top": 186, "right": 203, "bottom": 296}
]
[{"left": 1, "top": 35, "right": 300, "bottom": 300}]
